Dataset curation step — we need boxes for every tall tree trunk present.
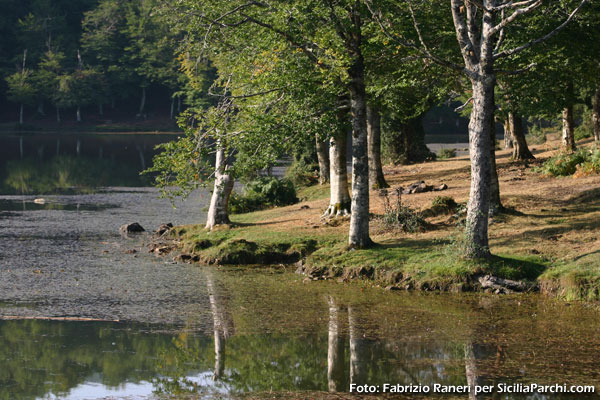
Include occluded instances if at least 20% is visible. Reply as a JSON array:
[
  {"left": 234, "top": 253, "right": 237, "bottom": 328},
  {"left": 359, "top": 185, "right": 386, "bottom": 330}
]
[
  {"left": 347, "top": 46, "right": 372, "bottom": 248},
  {"left": 503, "top": 116, "right": 513, "bottom": 149},
  {"left": 206, "top": 144, "right": 234, "bottom": 230},
  {"left": 562, "top": 82, "right": 576, "bottom": 151},
  {"left": 76, "top": 106, "right": 82, "bottom": 123},
  {"left": 489, "top": 113, "right": 502, "bottom": 216},
  {"left": 367, "top": 105, "right": 388, "bottom": 189},
  {"left": 37, "top": 102, "right": 45, "bottom": 116},
  {"left": 465, "top": 79, "right": 494, "bottom": 259},
  {"left": 327, "top": 297, "right": 346, "bottom": 392},
  {"left": 19, "top": 104, "right": 24, "bottom": 125},
  {"left": 323, "top": 130, "right": 351, "bottom": 217},
  {"left": 510, "top": 114, "right": 534, "bottom": 160},
  {"left": 170, "top": 96, "right": 175, "bottom": 120},
  {"left": 139, "top": 86, "right": 146, "bottom": 117},
  {"left": 56, "top": 106, "right": 60, "bottom": 123},
  {"left": 562, "top": 105, "right": 576, "bottom": 151},
  {"left": 98, "top": 103, "right": 103, "bottom": 116},
  {"left": 315, "top": 133, "right": 330, "bottom": 185},
  {"left": 177, "top": 95, "right": 182, "bottom": 113},
  {"left": 593, "top": 87, "right": 600, "bottom": 142}
]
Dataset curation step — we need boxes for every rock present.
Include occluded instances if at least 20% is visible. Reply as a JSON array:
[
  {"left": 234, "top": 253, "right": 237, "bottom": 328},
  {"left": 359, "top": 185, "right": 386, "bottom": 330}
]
[
  {"left": 119, "top": 222, "right": 145, "bottom": 234},
  {"left": 174, "top": 254, "right": 200, "bottom": 263},
  {"left": 125, "top": 249, "right": 137, "bottom": 254},
  {"left": 299, "top": 205, "right": 310, "bottom": 210},
  {"left": 155, "top": 223, "right": 173, "bottom": 236},
  {"left": 476, "top": 274, "right": 531, "bottom": 293},
  {"left": 434, "top": 183, "right": 448, "bottom": 191}
]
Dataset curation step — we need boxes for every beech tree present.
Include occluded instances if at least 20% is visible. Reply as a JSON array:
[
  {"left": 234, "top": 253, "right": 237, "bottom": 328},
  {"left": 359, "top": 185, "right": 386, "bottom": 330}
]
[
  {"left": 370, "top": 0, "right": 588, "bottom": 257},
  {"left": 160, "top": 0, "right": 383, "bottom": 247}
]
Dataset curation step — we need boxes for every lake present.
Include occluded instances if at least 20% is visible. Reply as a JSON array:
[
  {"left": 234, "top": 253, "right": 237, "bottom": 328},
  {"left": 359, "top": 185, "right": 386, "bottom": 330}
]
[{"left": 0, "top": 133, "right": 598, "bottom": 399}]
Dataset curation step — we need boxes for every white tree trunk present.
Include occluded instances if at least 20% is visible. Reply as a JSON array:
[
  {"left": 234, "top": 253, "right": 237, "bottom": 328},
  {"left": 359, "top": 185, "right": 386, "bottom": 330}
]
[
  {"left": 348, "top": 54, "right": 372, "bottom": 248},
  {"left": 323, "top": 131, "right": 351, "bottom": 217},
  {"left": 465, "top": 79, "right": 494, "bottom": 258},
  {"left": 170, "top": 96, "right": 175, "bottom": 120},
  {"left": 562, "top": 105, "right": 575, "bottom": 151},
  {"left": 206, "top": 145, "right": 234, "bottom": 230},
  {"left": 98, "top": 103, "right": 103, "bottom": 116},
  {"left": 19, "top": 104, "right": 24, "bottom": 125},
  {"left": 56, "top": 106, "right": 61, "bottom": 123},
  {"left": 76, "top": 106, "right": 81, "bottom": 123}
]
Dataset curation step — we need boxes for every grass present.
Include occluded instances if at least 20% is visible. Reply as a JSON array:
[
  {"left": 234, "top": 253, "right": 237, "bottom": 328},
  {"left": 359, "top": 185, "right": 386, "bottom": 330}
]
[
  {"left": 168, "top": 135, "right": 600, "bottom": 301},
  {"left": 304, "top": 239, "right": 548, "bottom": 290},
  {"left": 539, "top": 252, "right": 600, "bottom": 301}
]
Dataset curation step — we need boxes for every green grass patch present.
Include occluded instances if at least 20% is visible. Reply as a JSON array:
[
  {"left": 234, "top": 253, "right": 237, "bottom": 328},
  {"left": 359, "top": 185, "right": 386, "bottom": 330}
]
[
  {"left": 174, "top": 223, "right": 334, "bottom": 265},
  {"left": 305, "top": 239, "right": 548, "bottom": 289},
  {"left": 539, "top": 252, "right": 600, "bottom": 301}
]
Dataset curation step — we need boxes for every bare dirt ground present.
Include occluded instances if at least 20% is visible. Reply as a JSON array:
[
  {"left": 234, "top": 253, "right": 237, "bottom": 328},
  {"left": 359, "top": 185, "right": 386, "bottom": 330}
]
[{"left": 242, "top": 134, "right": 600, "bottom": 264}]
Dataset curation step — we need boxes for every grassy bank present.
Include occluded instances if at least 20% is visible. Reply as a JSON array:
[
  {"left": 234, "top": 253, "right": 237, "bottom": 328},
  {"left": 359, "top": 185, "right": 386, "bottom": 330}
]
[{"left": 170, "top": 136, "right": 600, "bottom": 300}]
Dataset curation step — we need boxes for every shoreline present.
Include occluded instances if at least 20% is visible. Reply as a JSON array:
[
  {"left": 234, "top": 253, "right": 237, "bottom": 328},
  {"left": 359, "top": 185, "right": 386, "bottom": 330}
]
[{"left": 145, "top": 135, "right": 600, "bottom": 302}]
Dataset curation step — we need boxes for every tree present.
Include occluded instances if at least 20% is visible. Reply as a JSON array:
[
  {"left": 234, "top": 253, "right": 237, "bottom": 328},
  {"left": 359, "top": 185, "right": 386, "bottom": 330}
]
[
  {"left": 5, "top": 50, "right": 36, "bottom": 124},
  {"left": 372, "top": 0, "right": 588, "bottom": 257},
  {"left": 34, "top": 50, "right": 65, "bottom": 122},
  {"left": 158, "top": 0, "right": 381, "bottom": 247}
]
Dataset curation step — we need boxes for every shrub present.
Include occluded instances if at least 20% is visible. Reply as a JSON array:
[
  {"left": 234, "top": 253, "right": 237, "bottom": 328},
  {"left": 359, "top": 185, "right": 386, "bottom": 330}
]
[
  {"left": 437, "top": 148, "right": 457, "bottom": 159},
  {"left": 574, "top": 147, "right": 600, "bottom": 177},
  {"left": 285, "top": 159, "right": 319, "bottom": 187},
  {"left": 229, "top": 176, "right": 298, "bottom": 214},
  {"left": 381, "top": 190, "right": 427, "bottom": 233},
  {"left": 432, "top": 196, "right": 457, "bottom": 210},
  {"left": 538, "top": 149, "right": 589, "bottom": 177}
]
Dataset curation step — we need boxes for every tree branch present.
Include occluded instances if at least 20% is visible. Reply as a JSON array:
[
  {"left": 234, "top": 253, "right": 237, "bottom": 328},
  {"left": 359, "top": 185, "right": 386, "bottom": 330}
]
[
  {"left": 494, "top": 0, "right": 588, "bottom": 60},
  {"left": 489, "top": 0, "right": 541, "bottom": 37}
]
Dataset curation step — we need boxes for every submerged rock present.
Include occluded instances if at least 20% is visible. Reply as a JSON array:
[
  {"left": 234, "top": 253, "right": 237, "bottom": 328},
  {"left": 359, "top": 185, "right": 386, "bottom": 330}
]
[{"left": 119, "top": 222, "right": 145, "bottom": 234}]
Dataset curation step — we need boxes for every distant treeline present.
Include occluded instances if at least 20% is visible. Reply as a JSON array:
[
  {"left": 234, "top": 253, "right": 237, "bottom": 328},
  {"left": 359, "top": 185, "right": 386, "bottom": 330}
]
[{"left": 0, "top": 0, "right": 215, "bottom": 125}]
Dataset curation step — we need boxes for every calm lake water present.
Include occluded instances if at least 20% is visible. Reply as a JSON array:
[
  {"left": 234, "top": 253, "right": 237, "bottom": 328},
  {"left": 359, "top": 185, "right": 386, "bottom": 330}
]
[{"left": 0, "top": 133, "right": 599, "bottom": 400}]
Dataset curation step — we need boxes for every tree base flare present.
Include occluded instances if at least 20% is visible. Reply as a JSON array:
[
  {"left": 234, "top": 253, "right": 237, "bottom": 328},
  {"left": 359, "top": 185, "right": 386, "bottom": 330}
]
[{"left": 322, "top": 202, "right": 351, "bottom": 218}]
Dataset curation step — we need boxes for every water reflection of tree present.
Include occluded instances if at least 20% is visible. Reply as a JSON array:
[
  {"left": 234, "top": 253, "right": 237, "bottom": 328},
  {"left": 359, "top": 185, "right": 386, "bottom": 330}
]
[
  {"left": 464, "top": 297, "right": 510, "bottom": 400},
  {"left": 2, "top": 156, "right": 149, "bottom": 194},
  {"left": 0, "top": 320, "right": 193, "bottom": 400},
  {"left": 206, "top": 272, "right": 234, "bottom": 381}
]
